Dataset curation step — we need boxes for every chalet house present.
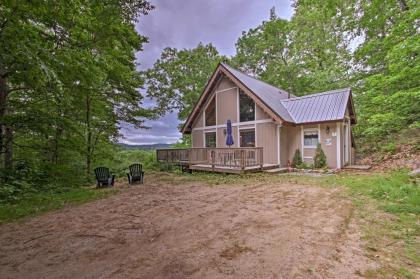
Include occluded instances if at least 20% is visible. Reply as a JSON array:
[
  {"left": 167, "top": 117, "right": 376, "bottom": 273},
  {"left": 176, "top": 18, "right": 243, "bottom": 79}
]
[{"left": 158, "top": 63, "right": 356, "bottom": 173}]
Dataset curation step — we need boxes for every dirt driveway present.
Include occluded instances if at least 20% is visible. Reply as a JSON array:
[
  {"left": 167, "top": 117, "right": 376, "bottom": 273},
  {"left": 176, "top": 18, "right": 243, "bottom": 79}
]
[{"left": 0, "top": 174, "right": 375, "bottom": 278}]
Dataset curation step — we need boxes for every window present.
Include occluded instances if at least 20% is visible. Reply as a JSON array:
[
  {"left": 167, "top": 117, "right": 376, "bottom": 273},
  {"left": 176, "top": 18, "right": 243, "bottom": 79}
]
[
  {"left": 239, "top": 90, "right": 255, "bottom": 122},
  {"left": 205, "top": 97, "right": 216, "bottom": 126},
  {"left": 304, "top": 130, "right": 319, "bottom": 147},
  {"left": 240, "top": 129, "right": 255, "bottom": 147},
  {"left": 205, "top": 132, "right": 216, "bottom": 147}
]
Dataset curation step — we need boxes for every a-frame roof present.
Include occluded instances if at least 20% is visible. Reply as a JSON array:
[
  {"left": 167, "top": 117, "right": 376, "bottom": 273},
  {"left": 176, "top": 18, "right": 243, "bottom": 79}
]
[{"left": 182, "top": 63, "right": 356, "bottom": 134}]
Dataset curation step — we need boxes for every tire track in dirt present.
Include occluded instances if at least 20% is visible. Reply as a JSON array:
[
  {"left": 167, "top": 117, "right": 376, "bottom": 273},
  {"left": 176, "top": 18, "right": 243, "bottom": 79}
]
[{"left": 0, "top": 175, "right": 376, "bottom": 278}]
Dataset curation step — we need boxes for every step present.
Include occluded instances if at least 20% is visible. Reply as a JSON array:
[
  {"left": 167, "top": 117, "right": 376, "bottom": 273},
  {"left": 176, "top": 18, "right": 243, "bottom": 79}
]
[{"left": 264, "top": 167, "right": 289, "bottom": 174}]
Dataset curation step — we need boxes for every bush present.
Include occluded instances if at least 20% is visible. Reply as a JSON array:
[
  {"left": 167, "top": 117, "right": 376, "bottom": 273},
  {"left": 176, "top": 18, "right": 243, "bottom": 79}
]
[
  {"left": 291, "top": 149, "right": 302, "bottom": 167},
  {"left": 313, "top": 143, "right": 327, "bottom": 168}
]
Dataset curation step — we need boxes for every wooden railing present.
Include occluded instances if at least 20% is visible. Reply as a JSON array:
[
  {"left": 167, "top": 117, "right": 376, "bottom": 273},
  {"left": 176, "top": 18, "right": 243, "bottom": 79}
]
[{"left": 156, "top": 147, "right": 263, "bottom": 170}]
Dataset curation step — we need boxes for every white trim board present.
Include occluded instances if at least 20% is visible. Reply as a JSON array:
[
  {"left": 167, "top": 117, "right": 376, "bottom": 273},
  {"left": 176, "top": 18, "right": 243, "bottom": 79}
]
[
  {"left": 192, "top": 119, "right": 273, "bottom": 131},
  {"left": 216, "top": 86, "right": 238, "bottom": 94}
]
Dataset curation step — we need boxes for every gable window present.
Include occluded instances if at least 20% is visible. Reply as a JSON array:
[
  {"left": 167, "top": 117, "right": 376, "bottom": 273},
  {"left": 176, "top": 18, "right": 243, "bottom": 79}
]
[
  {"left": 239, "top": 90, "right": 255, "bottom": 122},
  {"left": 205, "top": 96, "right": 216, "bottom": 126},
  {"left": 205, "top": 132, "right": 216, "bottom": 147},
  {"left": 303, "top": 130, "right": 319, "bottom": 147},
  {"left": 240, "top": 129, "right": 255, "bottom": 147}
]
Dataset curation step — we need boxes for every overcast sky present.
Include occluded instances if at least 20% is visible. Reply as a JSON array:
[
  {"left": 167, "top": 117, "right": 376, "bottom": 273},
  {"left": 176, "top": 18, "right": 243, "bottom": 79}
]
[{"left": 119, "top": 0, "right": 294, "bottom": 145}]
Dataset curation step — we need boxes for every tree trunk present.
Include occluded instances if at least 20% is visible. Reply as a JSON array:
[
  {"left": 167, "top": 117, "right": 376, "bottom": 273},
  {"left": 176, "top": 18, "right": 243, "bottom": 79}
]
[
  {"left": 4, "top": 127, "right": 12, "bottom": 169},
  {"left": 86, "top": 91, "right": 92, "bottom": 180},
  {"left": 0, "top": 75, "right": 12, "bottom": 170}
]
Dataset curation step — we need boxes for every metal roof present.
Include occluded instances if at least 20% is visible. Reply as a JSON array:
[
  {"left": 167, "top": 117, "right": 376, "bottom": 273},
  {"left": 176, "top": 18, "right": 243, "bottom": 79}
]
[
  {"left": 182, "top": 63, "right": 354, "bottom": 133},
  {"left": 280, "top": 88, "right": 351, "bottom": 124},
  {"left": 221, "top": 63, "right": 296, "bottom": 123}
]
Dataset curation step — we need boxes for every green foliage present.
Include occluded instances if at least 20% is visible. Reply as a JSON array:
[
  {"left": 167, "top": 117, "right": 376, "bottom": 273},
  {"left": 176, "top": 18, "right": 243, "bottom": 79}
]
[
  {"left": 171, "top": 134, "right": 192, "bottom": 148},
  {"left": 96, "top": 147, "right": 160, "bottom": 178},
  {"left": 313, "top": 144, "right": 327, "bottom": 168},
  {"left": 144, "top": 43, "right": 226, "bottom": 120},
  {"left": 291, "top": 149, "right": 303, "bottom": 168},
  {"left": 349, "top": 0, "right": 420, "bottom": 147},
  {"left": 0, "top": 187, "right": 116, "bottom": 223},
  {"left": 0, "top": 0, "right": 155, "bottom": 200}
]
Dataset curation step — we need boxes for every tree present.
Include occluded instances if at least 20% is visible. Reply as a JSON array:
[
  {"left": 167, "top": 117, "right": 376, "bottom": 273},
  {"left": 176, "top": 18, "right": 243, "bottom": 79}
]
[
  {"left": 232, "top": 17, "right": 300, "bottom": 94},
  {"left": 313, "top": 144, "right": 327, "bottom": 168},
  {"left": 289, "top": 0, "right": 352, "bottom": 94},
  {"left": 144, "top": 43, "right": 225, "bottom": 121},
  {"left": 291, "top": 149, "right": 303, "bottom": 167},
  {"left": 0, "top": 1, "right": 154, "bottom": 185},
  {"left": 347, "top": 0, "right": 420, "bottom": 145}
]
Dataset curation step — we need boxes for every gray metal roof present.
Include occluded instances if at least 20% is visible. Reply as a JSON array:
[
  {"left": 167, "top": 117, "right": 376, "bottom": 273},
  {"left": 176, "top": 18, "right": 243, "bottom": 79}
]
[
  {"left": 221, "top": 63, "right": 296, "bottom": 123},
  {"left": 222, "top": 63, "right": 351, "bottom": 124},
  {"left": 280, "top": 88, "right": 351, "bottom": 124}
]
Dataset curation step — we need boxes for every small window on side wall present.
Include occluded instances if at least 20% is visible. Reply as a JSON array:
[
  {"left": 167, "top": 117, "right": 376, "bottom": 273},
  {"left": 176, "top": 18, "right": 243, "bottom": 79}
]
[
  {"left": 205, "top": 132, "right": 216, "bottom": 148},
  {"left": 304, "top": 130, "right": 319, "bottom": 147},
  {"left": 205, "top": 97, "right": 216, "bottom": 126}
]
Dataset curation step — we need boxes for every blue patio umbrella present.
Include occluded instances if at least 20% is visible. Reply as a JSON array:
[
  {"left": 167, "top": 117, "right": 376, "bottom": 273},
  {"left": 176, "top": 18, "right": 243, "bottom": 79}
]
[{"left": 226, "top": 119, "right": 234, "bottom": 147}]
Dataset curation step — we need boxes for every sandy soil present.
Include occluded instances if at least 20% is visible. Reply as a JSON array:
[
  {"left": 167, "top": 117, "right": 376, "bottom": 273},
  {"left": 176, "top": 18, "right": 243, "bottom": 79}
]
[{"left": 0, "top": 174, "right": 376, "bottom": 278}]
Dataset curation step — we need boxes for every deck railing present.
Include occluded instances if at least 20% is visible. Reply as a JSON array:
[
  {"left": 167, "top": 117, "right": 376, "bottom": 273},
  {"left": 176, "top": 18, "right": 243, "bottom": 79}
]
[{"left": 156, "top": 147, "right": 263, "bottom": 170}]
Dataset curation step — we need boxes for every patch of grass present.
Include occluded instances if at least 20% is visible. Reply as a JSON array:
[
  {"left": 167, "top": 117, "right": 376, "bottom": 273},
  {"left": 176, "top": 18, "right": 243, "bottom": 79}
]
[{"left": 0, "top": 187, "right": 117, "bottom": 223}]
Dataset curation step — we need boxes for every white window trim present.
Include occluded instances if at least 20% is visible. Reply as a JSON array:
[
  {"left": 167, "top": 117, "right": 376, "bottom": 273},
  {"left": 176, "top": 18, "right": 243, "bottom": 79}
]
[
  {"left": 238, "top": 89, "right": 256, "bottom": 123},
  {"left": 216, "top": 86, "right": 238, "bottom": 94},
  {"left": 336, "top": 123, "right": 341, "bottom": 169},
  {"left": 204, "top": 131, "right": 216, "bottom": 148},
  {"left": 277, "top": 125, "right": 281, "bottom": 165},
  {"left": 302, "top": 128, "right": 320, "bottom": 148},
  {"left": 203, "top": 94, "right": 216, "bottom": 127},
  {"left": 193, "top": 118, "right": 273, "bottom": 131},
  {"left": 239, "top": 128, "right": 256, "bottom": 148}
]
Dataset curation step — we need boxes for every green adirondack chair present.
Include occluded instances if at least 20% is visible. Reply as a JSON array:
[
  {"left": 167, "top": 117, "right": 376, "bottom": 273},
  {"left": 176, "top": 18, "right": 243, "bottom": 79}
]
[
  {"left": 127, "top": 163, "right": 144, "bottom": 184},
  {"left": 94, "top": 167, "right": 115, "bottom": 188}
]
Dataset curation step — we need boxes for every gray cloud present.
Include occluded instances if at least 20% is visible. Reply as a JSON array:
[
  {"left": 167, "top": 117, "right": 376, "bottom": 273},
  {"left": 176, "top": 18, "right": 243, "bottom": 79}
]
[{"left": 121, "top": 0, "right": 294, "bottom": 145}]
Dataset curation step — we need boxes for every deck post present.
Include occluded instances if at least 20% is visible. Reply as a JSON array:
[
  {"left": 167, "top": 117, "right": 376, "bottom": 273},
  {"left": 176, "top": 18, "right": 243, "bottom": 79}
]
[
  {"left": 211, "top": 150, "right": 215, "bottom": 171},
  {"left": 240, "top": 150, "right": 245, "bottom": 171},
  {"left": 260, "top": 148, "right": 264, "bottom": 170}
]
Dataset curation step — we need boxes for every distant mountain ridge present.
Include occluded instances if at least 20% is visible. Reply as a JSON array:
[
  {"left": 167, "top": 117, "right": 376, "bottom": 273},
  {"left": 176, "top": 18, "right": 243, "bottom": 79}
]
[{"left": 118, "top": 143, "right": 173, "bottom": 150}]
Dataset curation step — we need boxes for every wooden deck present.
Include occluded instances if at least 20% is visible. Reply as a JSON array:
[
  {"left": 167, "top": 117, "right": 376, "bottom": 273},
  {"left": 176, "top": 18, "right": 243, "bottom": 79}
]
[{"left": 156, "top": 147, "right": 271, "bottom": 173}]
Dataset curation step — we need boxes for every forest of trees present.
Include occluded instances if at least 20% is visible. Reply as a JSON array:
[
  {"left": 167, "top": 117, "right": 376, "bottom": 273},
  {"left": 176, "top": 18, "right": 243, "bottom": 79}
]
[
  {"left": 146, "top": 0, "right": 419, "bottom": 151},
  {"left": 0, "top": 1, "right": 155, "bottom": 199},
  {"left": 0, "top": 0, "right": 419, "bottom": 200}
]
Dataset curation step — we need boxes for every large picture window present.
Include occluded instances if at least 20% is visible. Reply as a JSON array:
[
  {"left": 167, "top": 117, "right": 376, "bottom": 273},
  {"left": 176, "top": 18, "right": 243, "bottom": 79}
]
[
  {"left": 239, "top": 90, "right": 255, "bottom": 122},
  {"left": 240, "top": 129, "right": 255, "bottom": 147},
  {"left": 205, "top": 97, "right": 216, "bottom": 126},
  {"left": 303, "top": 130, "right": 319, "bottom": 147},
  {"left": 205, "top": 132, "right": 216, "bottom": 147}
]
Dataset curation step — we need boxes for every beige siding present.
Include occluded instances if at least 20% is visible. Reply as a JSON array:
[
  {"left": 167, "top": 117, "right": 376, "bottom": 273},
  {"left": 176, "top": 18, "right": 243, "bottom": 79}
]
[
  {"left": 284, "top": 126, "right": 301, "bottom": 163},
  {"left": 217, "top": 77, "right": 236, "bottom": 91},
  {"left": 279, "top": 126, "right": 289, "bottom": 167},
  {"left": 192, "top": 130, "right": 203, "bottom": 148},
  {"left": 320, "top": 122, "right": 337, "bottom": 168},
  {"left": 256, "top": 105, "right": 270, "bottom": 120},
  {"left": 217, "top": 88, "right": 238, "bottom": 124},
  {"left": 256, "top": 122, "right": 278, "bottom": 165},
  {"left": 217, "top": 126, "right": 238, "bottom": 148},
  {"left": 192, "top": 111, "right": 204, "bottom": 128}
]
